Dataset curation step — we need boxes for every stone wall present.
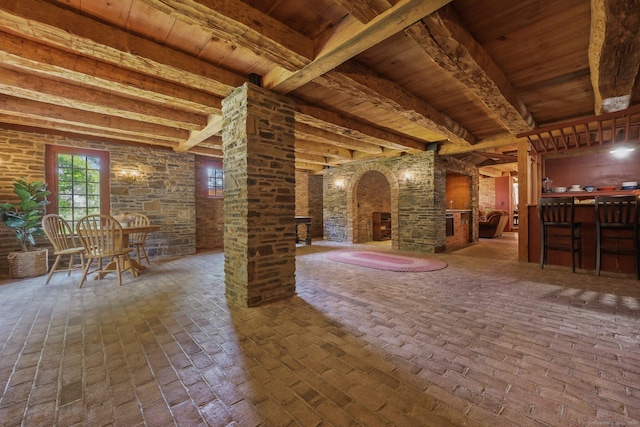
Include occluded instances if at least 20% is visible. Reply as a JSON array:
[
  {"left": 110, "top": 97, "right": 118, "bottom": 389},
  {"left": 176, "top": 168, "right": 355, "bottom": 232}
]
[
  {"left": 295, "top": 170, "right": 310, "bottom": 243},
  {"left": 293, "top": 171, "right": 324, "bottom": 240},
  {"left": 323, "top": 151, "right": 478, "bottom": 253},
  {"left": 193, "top": 162, "right": 322, "bottom": 251},
  {"left": 0, "top": 128, "right": 196, "bottom": 277},
  {"left": 479, "top": 176, "right": 497, "bottom": 214},
  {"left": 195, "top": 156, "right": 224, "bottom": 250},
  {"left": 308, "top": 174, "right": 323, "bottom": 237},
  {"left": 222, "top": 83, "right": 296, "bottom": 307}
]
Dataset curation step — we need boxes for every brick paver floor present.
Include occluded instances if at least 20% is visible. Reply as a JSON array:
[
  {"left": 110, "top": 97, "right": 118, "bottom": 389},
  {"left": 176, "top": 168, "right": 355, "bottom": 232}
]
[{"left": 1, "top": 238, "right": 639, "bottom": 426}]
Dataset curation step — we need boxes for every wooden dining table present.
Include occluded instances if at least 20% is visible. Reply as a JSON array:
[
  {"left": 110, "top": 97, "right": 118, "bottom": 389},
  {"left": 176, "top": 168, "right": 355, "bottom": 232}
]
[{"left": 100, "top": 224, "right": 160, "bottom": 277}]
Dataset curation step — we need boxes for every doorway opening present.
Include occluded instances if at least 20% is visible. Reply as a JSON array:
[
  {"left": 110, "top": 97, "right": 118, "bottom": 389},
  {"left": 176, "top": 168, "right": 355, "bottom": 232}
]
[{"left": 353, "top": 170, "right": 391, "bottom": 243}]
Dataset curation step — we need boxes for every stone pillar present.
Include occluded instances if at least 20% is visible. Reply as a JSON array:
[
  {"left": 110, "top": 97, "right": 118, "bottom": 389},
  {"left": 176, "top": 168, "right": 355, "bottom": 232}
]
[{"left": 221, "top": 83, "right": 296, "bottom": 307}]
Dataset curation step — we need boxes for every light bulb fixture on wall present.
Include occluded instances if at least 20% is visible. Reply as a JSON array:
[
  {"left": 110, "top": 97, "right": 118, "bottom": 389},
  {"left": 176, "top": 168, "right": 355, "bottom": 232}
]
[
  {"left": 403, "top": 172, "right": 413, "bottom": 184},
  {"left": 335, "top": 179, "right": 345, "bottom": 189},
  {"left": 122, "top": 169, "right": 138, "bottom": 184}
]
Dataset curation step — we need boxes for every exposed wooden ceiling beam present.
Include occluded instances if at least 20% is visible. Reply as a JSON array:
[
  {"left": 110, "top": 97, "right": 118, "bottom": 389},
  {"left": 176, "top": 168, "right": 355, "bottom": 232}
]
[
  {"left": 352, "top": 148, "right": 402, "bottom": 160},
  {"left": 0, "top": 68, "right": 207, "bottom": 130},
  {"left": 294, "top": 152, "right": 333, "bottom": 166},
  {"left": 262, "top": 0, "right": 452, "bottom": 93},
  {"left": 589, "top": 0, "right": 640, "bottom": 114},
  {"left": 406, "top": 5, "right": 535, "bottom": 134},
  {"left": 178, "top": 115, "right": 224, "bottom": 152},
  {"left": 296, "top": 101, "right": 426, "bottom": 153},
  {"left": 0, "top": 0, "right": 246, "bottom": 96},
  {"left": 320, "top": 62, "right": 475, "bottom": 145},
  {"left": 0, "top": 114, "right": 180, "bottom": 148},
  {"left": 0, "top": 32, "right": 221, "bottom": 115},
  {"left": 145, "top": 0, "right": 314, "bottom": 70},
  {"left": 295, "top": 122, "right": 383, "bottom": 154},
  {"left": 438, "top": 132, "right": 519, "bottom": 155},
  {"left": 330, "top": 0, "right": 395, "bottom": 23},
  {"left": 295, "top": 139, "right": 353, "bottom": 160},
  {"left": 473, "top": 151, "right": 518, "bottom": 162},
  {"left": 295, "top": 161, "right": 325, "bottom": 172},
  {"left": 0, "top": 95, "right": 188, "bottom": 141},
  {"left": 478, "top": 166, "right": 507, "bottom": 178}
]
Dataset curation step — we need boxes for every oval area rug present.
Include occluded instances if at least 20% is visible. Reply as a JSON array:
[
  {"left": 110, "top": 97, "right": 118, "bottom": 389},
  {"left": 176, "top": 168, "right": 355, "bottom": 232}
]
[{"left": 326, "top": 250, "right": 447, "bottom": 272}]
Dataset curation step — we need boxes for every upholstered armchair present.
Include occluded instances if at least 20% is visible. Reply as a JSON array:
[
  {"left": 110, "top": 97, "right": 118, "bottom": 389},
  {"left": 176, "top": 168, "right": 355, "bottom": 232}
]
[{"left": 479, "top": 210, "right": 509, "bottom": 238}]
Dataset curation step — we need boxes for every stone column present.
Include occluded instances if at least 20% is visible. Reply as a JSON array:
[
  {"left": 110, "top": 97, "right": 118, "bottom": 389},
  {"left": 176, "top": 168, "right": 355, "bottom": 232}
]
[{"left": 221, "top": 83, "right": 296, "bottom": 307}]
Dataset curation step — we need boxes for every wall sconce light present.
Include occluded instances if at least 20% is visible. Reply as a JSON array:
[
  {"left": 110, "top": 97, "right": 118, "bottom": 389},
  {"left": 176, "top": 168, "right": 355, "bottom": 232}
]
[
  {"left": 122, "top": 169, "right": 138, "bottom": 184},
  {"left": 403, "top": 172, "right": 413, "bottom": 184},
  {"left": 335, "top": 179, "right": 345, "bottom": 189}
]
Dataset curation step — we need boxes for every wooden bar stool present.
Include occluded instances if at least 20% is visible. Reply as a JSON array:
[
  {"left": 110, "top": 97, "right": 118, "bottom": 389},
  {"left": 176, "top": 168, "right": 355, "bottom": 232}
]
[
  {"left": 595, "top": 195, "right": 639, "bottom": 279},
  {"left": 539, "top": 197, "right": 582, "bottom": 272}
]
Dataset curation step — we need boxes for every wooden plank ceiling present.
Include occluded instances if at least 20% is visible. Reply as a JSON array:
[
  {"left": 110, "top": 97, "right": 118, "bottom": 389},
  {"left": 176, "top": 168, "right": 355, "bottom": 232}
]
[{"left": 0, "top": 0, "right": 638, "bottom": 173}]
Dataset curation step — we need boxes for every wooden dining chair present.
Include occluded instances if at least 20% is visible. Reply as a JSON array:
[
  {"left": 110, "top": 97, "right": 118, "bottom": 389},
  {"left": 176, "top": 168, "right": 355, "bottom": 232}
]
[
  {"left": 42, "top": 214, "right": 85, "bottom": 284},
  {"left": 128, "top": 212, "right": 151, "bottom": 265},
  {"left": 76, "top": 214, "right": 136, "bottom": 288}
]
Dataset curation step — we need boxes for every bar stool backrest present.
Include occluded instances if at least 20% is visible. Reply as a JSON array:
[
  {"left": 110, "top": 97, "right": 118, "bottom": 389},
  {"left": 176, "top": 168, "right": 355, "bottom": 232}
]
[
  {"left": 539, "top": 197, "right": 575, "bottom": 225},
  {"left": 595, "top": 196, "right": 639, "bottom": 227}
]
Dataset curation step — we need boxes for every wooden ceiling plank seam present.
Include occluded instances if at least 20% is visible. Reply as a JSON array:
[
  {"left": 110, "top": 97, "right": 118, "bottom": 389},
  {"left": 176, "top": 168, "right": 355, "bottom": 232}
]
[
  {"left": 262, "top": 0, "right": 452, "bottom": 93},
  {"left": 407, "top": 5, "right": 535, "bottom": 134}
]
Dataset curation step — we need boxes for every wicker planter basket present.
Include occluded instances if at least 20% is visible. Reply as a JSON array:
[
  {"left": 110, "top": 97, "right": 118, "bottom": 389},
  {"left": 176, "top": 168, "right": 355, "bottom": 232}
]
[{"left": 8, "top": 249, "right": 48, "bottom": 279}]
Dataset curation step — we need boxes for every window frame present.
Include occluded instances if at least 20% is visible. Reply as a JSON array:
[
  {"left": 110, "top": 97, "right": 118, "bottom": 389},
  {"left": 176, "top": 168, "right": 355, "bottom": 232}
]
[
  {"left": 45, "top": 145, "right": 111, "bottom": 220},
  {"left": 205, "top": 159, "right": 224, "bottom": 199}
]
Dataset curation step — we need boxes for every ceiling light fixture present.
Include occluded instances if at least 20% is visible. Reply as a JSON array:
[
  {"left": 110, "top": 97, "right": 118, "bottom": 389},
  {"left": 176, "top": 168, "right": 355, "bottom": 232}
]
[{"left": 609, "top": 146, "right": 635, "bottom": 159}]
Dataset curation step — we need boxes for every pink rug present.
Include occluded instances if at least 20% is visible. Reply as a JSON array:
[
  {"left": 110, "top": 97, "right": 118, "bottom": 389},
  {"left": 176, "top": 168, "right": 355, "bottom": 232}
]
[{"left": 326, "top": 250, "right": 447, "bottom": 272}]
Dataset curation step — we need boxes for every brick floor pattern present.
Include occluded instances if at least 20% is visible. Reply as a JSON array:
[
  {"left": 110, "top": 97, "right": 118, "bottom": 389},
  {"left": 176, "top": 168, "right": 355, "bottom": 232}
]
[{"left": 1, "top": 240, "right": 639, "bottom": 426}]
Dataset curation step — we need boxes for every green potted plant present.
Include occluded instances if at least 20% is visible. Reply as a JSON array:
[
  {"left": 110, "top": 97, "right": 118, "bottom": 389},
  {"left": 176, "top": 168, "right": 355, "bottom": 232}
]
[{"left": 0, "top": 178, "right": 51, "bottom": 278}]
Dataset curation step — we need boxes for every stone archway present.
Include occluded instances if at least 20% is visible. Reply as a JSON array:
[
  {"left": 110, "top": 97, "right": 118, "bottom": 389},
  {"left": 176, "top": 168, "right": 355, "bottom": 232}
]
[{"left": 345, "top": 163, "right": 399, "bottom": 248}]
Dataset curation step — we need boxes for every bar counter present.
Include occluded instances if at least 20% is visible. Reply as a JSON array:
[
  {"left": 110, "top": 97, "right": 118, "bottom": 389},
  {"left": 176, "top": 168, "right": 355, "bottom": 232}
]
[{"left": 528, "top": 189, "right": 639, "bottom": 275}]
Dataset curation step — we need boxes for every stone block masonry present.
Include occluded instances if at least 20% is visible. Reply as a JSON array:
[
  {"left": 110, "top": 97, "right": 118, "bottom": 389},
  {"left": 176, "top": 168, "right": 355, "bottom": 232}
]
[
  {"left": 323, "top": 151, "right": 479, "bottom": 253},
  {"left": 0, "top": 128, "right": 196, "bottom": 277},
  {"left": 222, "top": 83, "right": 296, "bottom": 307}
]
